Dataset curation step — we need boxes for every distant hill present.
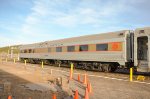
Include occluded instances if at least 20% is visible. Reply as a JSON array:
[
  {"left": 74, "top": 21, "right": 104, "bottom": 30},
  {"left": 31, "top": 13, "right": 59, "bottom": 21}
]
[{"left": 0, "top": 45, "right": 21, "bottom": 54}]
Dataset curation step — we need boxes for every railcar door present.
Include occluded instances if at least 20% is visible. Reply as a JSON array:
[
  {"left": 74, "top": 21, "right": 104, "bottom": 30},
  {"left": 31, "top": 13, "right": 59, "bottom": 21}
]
[{"left": 137, "top": 36, "right": 149, "bottom": 72}]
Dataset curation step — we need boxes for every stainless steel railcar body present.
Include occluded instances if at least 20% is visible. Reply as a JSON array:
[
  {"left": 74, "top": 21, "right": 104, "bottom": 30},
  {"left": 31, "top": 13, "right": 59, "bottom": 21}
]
[
  {"left": 19, "top": 30, "right": 131, "bottom": 72},
  {"left": 19, "top": 27, "right": 150, "bottom": 72}
]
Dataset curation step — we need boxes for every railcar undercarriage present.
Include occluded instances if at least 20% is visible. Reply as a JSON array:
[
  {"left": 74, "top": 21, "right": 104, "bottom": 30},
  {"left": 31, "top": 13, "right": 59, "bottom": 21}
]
[{"left": 20, "top": 58, "right": 119, "bottom": 72}]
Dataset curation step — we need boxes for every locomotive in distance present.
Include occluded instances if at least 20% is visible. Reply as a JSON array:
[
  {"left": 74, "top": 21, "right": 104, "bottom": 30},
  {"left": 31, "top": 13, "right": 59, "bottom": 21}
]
[{"left": 19, "top": 27, "right": 150, "bottom": 72}]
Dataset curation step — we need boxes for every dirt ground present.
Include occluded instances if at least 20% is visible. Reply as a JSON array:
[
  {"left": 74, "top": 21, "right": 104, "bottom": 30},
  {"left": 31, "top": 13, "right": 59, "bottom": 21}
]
[
  {"left": 0, "top": 61, "right": 150, "bottom": 99},
  {"left": 0, "top": 62, "right": 71, "bottom": 99}
]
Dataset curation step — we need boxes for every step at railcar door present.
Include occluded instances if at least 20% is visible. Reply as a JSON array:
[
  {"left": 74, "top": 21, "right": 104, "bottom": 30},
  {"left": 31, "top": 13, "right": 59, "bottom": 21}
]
[{"left": 134, "top": 28, "right": 150, "bottom": 72}]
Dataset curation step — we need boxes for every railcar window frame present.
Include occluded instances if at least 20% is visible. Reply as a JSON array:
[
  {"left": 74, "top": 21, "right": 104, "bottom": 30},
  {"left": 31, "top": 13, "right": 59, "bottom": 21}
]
[
  {"left": 56, "top": 47, "right": 62, "bottom": 52},
  {"left": 96, "top": 43, "right": 108, "bottom": 51},
  {"left": 79, "top": 45, "right": 88, "bottom": 51},
  {"left": 67, "top": 46, "right": 75, "bottom": 52}
]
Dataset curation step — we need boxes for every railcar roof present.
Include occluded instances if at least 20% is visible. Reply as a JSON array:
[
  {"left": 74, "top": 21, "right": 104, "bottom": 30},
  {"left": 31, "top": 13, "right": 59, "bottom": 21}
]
[{"left": 20, "top": 30, "right": 129, "bottom": 49}]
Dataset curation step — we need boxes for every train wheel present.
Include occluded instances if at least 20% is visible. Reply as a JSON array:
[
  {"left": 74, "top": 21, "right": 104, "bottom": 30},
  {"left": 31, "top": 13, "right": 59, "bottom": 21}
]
[
  {"left": 98, "top": 66, "right": 103, "bottom": 72},
  {"left": 101, "top": 65, "right": 105, "bottom": 72},
  {"left": 107, "top": 65, "right": 112, "bottom": 72},
  {"left": 106, "top": 65, "right": 112, "bottom": 72},
  {"left": 102, "top": 64, "right": 111, "bottom": 72},
  {"left": 110, "top": 68, "right": 116, "bottom": 72},
  {"left": 110, "top": 63, "right": 118, "bottom": 72}
]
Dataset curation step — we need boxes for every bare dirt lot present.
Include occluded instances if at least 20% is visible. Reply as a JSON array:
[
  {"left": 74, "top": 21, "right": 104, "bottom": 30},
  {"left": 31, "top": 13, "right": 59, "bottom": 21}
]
[{"left": 0, "top": 61, "right": 150, "bottom": 99}]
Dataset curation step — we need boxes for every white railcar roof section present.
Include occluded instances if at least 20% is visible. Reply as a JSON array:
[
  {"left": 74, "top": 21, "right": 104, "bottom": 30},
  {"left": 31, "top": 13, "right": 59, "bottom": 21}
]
[{"left": 20, "top": 30, "right": 129, "bottom": 49}]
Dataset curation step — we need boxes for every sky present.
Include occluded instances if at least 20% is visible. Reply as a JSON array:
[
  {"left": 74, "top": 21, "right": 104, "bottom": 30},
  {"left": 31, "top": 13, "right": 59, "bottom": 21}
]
[{"left": 0, "top": 0, "right": 150, "bottom": 47}]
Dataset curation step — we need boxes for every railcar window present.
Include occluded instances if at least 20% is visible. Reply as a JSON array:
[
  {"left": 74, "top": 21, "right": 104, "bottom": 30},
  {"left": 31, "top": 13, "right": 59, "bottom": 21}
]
[
  {"left": 29, "top": 49, "right": 32, "bottom": 53},
  {"left": 56, "top": 47, "right": 62, "bottom": 52},
  {"left": 96, "top": 44, "right": 108, "bottom": 51},
  {"left": 48, "top": 48, "right": 51, "bottom": 52},
  {"left": 24, "top": 50, "right": 27, "bottom": 53},
  {"left": 139, "top": 30, "right": 144, "bottom": 34},
  {"left": 67, "top": 46, "right": 75, "bottom": 52},
  {"left": 79, "top": 45, "right": 88, "bottom": 51}
]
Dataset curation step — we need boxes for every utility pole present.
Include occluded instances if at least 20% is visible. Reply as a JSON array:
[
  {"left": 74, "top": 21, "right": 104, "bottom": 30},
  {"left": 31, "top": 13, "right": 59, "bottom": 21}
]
[
  {"left": 7, "top": 45, "right": 10, "bottom": 59},
  {"left": 10, "top": 47, "right": 14, "bottom": 59}
]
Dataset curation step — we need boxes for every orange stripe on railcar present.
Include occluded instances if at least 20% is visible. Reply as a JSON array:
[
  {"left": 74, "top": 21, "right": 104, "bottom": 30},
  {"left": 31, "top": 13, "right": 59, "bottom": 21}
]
[{"left": 109, "top": 42, "right": 122, "bottom": 51}]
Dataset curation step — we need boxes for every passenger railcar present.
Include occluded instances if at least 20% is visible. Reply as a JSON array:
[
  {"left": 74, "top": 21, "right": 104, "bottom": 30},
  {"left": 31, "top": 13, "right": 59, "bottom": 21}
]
[{"left": 19, "top": 27, "right": 150, "bottom": 72}]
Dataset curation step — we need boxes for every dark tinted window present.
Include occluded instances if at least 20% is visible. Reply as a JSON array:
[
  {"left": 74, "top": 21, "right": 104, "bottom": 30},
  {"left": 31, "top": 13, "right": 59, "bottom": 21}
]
[
  {"left": 96, "top": 44, "right": 108, "bottom": 51},
  {"left": 56, "top": 47, "right": 62, "bottom": 52},
  {"left": 48, "top": 48, "right": 51, "bottom": 52},
  {"left": 79, "top": 45, "right": 88, "bottom": 51},
  {"left": 24, "top": 50, "right": 27, "bottom": 53},
  {"left": 29, "top": 49, "right": 32, "bottom": 53},
  {"left": 67, "top": 46, "right": 75, "bottom": 52},
  {"left": 139, "top": 30, "right": 144, "bottom": 34}
]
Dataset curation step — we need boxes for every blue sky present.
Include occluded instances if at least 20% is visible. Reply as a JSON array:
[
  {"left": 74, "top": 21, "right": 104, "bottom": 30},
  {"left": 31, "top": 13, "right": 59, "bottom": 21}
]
[{"left": 0, "top": 0, "right": 150, "bottom": 47}]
